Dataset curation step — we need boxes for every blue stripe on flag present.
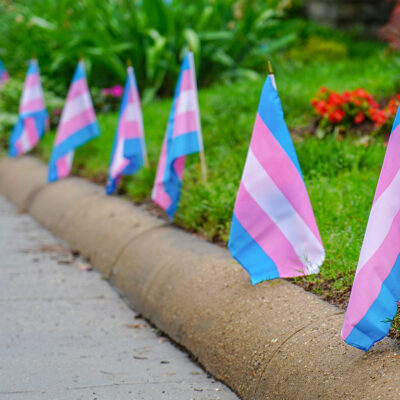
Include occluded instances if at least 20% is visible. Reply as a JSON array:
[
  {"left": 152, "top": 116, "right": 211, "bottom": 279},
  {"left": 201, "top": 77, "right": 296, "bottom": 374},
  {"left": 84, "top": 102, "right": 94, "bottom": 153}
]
[
  {"left": 48, "top": 121, "right": 100, "bottom": 182},
  {"left": 8, "top": 110, "right": 48, "bottom": 157},
  {"left": 50, "top": 122, "right": 99, "bottom": 161},
  {"left": 164, "top": 173, "right": 182, "bottom": 219},
  {"left": 123, "top": 137, "right": 144, "bottom": 172},
  {"left": 228, "top": 214, "right": 280, "bottom": 284},
  {"left": 392, "top": 105, "right": 400, "bottom": 132},
  {"left": 168, "top": 131, "right": 201, "bottom": 162},
  {"left": 8, "top": 119, "right": 24, "bottom": 157},
  {"left": 345, "top": 253, "right": 400, "bottom": 351},
  {"left": 72, "top": 62, "right": 86, "bottom": 82},
  {"left": 27, "top": 60, "right": 39, "bottom": 75},
  {"left": 257, "top": 76, "right": 303, "bottom": 178},
  {"left": 0, "top": 60, "right": 6, "bottom": 74}
]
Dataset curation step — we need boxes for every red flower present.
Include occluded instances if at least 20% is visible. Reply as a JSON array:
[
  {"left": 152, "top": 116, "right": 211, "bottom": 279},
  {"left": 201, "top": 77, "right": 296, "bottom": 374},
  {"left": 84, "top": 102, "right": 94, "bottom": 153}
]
[
  {"left": 354, "top": 111, "right": 365, "bottom": 125},
  {"left": 328, "top": 92, "right": 343, "bottom": 107},
  {"left": 316, "top": 100, "right": 328, "bottom": 115},
  {"left": 354, "top": 88, "right": 369, "bottom": 99},
  {"left": 343, "top": 91, "right": 352, "bottom": 102},
  {"left": 329, "top": 109, "right": 346, "bottom": 123}
]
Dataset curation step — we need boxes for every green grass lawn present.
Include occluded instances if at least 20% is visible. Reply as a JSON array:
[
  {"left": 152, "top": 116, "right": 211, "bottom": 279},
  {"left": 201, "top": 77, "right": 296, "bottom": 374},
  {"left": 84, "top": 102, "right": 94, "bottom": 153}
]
[{"left": 2, "top": 37, "right": 399, "bottom": 302}]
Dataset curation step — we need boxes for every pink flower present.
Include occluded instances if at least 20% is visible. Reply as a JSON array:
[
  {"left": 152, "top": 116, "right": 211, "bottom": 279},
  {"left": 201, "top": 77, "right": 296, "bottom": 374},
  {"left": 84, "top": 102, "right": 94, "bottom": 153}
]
[
  {"left": 110, "top": 85, "right": 123, "bottom": 97},
  {"left": 102, "top": 85, "right": 123, "bottom": 98}
]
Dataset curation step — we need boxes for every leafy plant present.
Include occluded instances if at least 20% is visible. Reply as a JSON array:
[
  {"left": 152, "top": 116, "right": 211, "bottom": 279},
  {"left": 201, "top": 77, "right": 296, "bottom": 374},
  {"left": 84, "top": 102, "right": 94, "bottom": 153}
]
[{"left": 0, "top": 0, "right": 303, "bottom": 98}]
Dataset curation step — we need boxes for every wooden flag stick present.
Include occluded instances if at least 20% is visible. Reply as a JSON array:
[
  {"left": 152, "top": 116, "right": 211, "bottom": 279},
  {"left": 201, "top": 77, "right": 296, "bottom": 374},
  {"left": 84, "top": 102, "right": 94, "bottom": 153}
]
[
  {"left": 199, "top": 149, "right": 207, "bottom": 182},
  {"left": 143, "top": 147, "right": 149, "bottom": 168}
]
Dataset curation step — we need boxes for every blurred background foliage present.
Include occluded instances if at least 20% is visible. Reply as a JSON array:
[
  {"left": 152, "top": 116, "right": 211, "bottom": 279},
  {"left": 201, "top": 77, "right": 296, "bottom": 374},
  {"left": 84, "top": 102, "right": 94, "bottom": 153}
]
[{"left": 0, "top": 0, "right": 314, "bottom": 100}]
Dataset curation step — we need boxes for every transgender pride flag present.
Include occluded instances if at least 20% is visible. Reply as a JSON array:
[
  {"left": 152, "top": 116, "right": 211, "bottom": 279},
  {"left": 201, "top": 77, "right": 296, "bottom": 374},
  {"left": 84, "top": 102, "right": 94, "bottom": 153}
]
[
  {"left": 342, "top": 107, "right": 400, "bottom": 351},
  {"left": 106, "top": 65, "right": 147, "bottom": 194},
  {"left": 0, "top": 60, "right": 9, "bottom": 86},
  {"left": 48, "top": 60, "right": 99, "bottom": 182},
  {"left": 152, "top": 51, "right": 204, "bottom": 219},
  {"left": 9, "top": 59, "right": 48, "bottom": 157},
  {"left": 228, "top": 74, "right": 325, "bottom": 285}
]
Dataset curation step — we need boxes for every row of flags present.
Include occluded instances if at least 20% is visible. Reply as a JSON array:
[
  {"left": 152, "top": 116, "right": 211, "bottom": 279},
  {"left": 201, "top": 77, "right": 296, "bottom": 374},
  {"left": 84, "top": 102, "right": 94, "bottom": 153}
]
[{"left": 2, "top": 56, "right": 399, "bottom": 353}]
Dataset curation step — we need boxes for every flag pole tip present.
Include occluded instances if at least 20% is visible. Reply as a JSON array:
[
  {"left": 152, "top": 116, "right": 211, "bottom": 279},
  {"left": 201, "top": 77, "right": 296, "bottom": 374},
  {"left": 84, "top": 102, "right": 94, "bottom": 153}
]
[{"left": 267, "top": 60, "right": 274, "bottom": 75}]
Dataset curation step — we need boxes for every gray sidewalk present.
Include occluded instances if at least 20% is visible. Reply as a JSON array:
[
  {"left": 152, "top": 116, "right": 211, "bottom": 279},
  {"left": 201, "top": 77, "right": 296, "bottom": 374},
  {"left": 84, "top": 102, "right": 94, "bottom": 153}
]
[{"left": 0, "top": 194, "right": 238, "bottom": 400}]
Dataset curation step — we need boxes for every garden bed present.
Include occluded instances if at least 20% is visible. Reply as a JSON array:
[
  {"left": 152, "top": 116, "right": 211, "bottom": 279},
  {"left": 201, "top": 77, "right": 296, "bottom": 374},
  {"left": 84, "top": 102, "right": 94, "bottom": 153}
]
[{"left": 2, "top": 31, "right": 400, "bottom": 337}]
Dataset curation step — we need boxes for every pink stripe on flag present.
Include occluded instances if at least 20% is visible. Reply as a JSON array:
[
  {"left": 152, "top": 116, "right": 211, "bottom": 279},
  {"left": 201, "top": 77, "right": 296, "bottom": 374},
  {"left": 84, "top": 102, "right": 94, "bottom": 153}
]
[
  {"left": 24, "top": 116, "right": 40, "bottom": 148},
  {"left": 25, "top": 74, "right": 40, "bottom": 88},
  {"left": 55, "top": 108, "right": 96, "bottom": 145},
  {"left": 180, "top": 70, "right": 194, "bottom": 92},
  {"left": 173, "top": 111, "right": 198, "bottom": 137},
  {"left": 173, "top": 156, "right": 186, "bottom": 180},
  {"left": 152, "top": 138, "right": 172, "bottom": 210},
  {"left": 56, "top": 154, "right": 72, "bottom": 179},
  {"left": 1, "top": 71, "right": 9, "bottom": 83},
  {"left": 235, "top": 183, "right": 306, "bottom": 278},
  {"left": 15, "top": 140, "right": 25, "bottom": 156},
  {"left": 342, "top": 209, "right": 400, "bottom": 339},
  {"left": 66, "top": 78, "right": 89, "bottom": 101},
  {"left": 120, "top": 120, "right": 141, "bottom": 139},
  {"left": 374, "top": 126, "right": 400, "bottom": 203},
  {"left": 250, "top": 114, "right": 322, "bottom": 244},
  {"left": 20, "top": 98, "right": 45, "bottom": 114}
]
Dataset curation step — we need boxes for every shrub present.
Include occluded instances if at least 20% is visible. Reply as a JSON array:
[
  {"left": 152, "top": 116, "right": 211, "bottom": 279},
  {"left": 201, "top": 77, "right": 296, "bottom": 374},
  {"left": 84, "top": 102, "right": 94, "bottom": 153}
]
[
  {"left": 286, "top": 36, "right": 348, "bottom": 64},
  {"left": 311, "top": 87, "right": 400, "bottom": 136},
  {"left": 0, "top": 0, "right": 304, "bottom": 98}
]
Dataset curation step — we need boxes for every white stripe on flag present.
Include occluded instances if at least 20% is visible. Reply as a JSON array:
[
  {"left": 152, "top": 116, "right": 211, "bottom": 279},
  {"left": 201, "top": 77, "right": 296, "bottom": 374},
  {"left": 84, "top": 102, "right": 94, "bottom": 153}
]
[
  {"left": 124, "top": 103, "right": 141, "bottom": 122},
  {"left": 109, "top": 139, "right": 127, "bottom": 178},
  {"left": 356, "top": 169, "right": 400, "bottom": 275},
  {"left": 242, "top": 149, "right": 324, "bottom": 273},
  {"left": 21, "top": 85, "right": 43, "bottom": 106},
  {"left": 60, "top": 92, "right": 92, "bottom": 124},
  {"left": 176, "top": 90, "right": 196, "bottom": 115},
  {"left": 19, "top": 129, "right": 32, "bottom": 152}
]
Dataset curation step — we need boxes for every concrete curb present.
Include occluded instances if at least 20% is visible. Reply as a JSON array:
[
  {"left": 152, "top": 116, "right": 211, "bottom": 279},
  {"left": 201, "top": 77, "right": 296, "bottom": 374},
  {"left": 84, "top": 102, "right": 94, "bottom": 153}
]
[{"left": 1, "top": 155, "right": 399, "bottom": 400}]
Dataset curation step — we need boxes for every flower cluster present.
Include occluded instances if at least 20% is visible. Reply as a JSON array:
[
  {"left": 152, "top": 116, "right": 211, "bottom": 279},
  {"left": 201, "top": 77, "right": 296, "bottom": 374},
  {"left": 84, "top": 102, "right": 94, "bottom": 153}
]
[
  {"left": 92, "top": 85, "right": 124, "bottom": 113},
  {"left": 101, "top": 85, "right": 123, "bottom": 98},
  {"left": 311, "top": 87, "right": 400, "bottom": 132}
]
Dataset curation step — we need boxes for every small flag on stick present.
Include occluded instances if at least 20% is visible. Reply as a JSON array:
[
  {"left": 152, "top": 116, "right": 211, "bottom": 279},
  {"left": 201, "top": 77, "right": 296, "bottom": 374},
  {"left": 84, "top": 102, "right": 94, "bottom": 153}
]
[
  {"left": 0, "top": 60, "right": 9, "bottom": 86},
  {"left": 48, "top": 60, "right": 99, "bottom": 182},
  {"left": 106, "top": 63, "right": 147, "bottom": 194},
  {"left": 228, "top": 67, "right": 325, "bottom": 284},
  {"left": 342, "top": 107, "right": 400, "bottom": 351},
  {"left": 9, "top": 59, "right": 48, "bottom": 157},
  {"left": 152, "top": 51, "right": 205, "bottom": 219}
]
